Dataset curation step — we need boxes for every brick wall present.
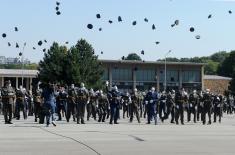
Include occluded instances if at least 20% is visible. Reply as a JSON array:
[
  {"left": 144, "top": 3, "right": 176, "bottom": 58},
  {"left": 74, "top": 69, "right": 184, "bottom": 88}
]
[{"left": 204, "top": 79, "right": 231, "bottom": 94}]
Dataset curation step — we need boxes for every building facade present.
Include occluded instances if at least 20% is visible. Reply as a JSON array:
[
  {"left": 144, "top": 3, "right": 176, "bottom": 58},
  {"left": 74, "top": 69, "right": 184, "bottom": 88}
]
[
  {"left": 101, "top": 60, "right": 205, "bottom": 92},
  {"left": 0, "top": 60, "right": 206, "bottom": 92}
]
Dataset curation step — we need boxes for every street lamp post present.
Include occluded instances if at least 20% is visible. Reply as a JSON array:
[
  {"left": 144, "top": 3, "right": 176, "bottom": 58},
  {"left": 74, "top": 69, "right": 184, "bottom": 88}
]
[{"left": 164, "top": 50, "right": 172, "bottom": 91}]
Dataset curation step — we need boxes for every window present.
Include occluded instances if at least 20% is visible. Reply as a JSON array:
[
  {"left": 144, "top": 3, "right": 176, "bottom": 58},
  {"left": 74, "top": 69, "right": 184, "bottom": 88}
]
[
  {"left": 112, "top": 68, "right": 132, "bottom": 81},
  {"left": 182, "top": 70, "right": 200, "bottom": 83},
  {"left": 101, "top": 68, "right": 109, "bottom": 81},
  {"left": 159, "top": 70, "right": 179, "bottom": 82},
  {"left": 136, "top": 69, "right": 156, "bottom": 82}
]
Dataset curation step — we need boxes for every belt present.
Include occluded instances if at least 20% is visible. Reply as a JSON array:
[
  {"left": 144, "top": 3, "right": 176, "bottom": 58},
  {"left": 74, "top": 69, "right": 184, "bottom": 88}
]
[{"left": 2, "top": 96, "right": 14, "bottom": 99}]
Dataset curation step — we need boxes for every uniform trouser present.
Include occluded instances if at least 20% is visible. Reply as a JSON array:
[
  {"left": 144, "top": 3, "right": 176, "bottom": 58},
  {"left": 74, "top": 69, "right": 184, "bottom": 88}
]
[
  {"left": 166, "top": 105, "right": 175, "bottom": 122},
  {"left": 123, "top": 104, "right": 129, "bottom": 118},
  {"left": 98, "top": 105, "right": 107, "bottom": 122},
  {"left": 159, "top": 103, "right": 166, "bottom": 121},
  {"left": 66, "top": 102, "right": 76, "bottom": 122},
  {"left": 3, "top": 103, "right": 12, "bottom": 123},
  {"left": 28, "top": 101, "right": 34, "bottom": 116},
  {"left": 202, "top": 106, "right": 212, "bottom": 124},
  {"left": 197, "top": 106, "right": 203, "bottom": 121},
  {"left": 34, "top": 102, "right": 41, "bottom": 121},
  {"left": 77, "top": 102, "right": 86, "bottom": 123},
  {"left": 140, "top": 102, "right": 143, "bottom": 118},
  {"left": 147, "top": 105, "right": 157, "bottom": 125},
  {"left": 110, "top": 104, "right": 118, "bottom": 123},
  {"left": 214, "top": 106, "right": 222, "bottom": 122},
  {"left": 87, "top": 103, "right": 97, "bottom": 120},
  {"left": 187, "top": 107, "right": 197, "bottom": 122},
  {"left": 130, "top": 104, "right": 140, "bottom": 123},
  {"left": 144, "top": 104, "right": 147, "bottom": 118},
  {"left": 15, "top": 101, "right": 27, "bottom": 120},
  {"left": 57, "top": 101, "right": 66, "bottom": 120},
  {"left": 175, "top": 106, "right": 184, "bottom": 124}
]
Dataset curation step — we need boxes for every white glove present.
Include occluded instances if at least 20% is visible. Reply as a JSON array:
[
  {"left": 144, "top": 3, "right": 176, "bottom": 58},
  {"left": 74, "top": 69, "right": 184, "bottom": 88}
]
[
  {"left": 145, "top": 101, "right": 148, "bottom": 105},
  {"left": 150, "top": 100, "right": 153, "bottom": 103}
]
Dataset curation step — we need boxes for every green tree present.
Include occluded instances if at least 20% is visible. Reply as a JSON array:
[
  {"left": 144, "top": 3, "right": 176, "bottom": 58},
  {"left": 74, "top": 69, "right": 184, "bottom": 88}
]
[
  {"left": 66, "top": 39, "right": 104, "bottom": 88},
  {"left": 38, "top": 42, "right": 68, "bottom": 84},
  {"left": 217, "top": 50, "right": 235, "bottom": 77},
  {"left": 125, "top": 53, "right": 142, "bottom": 61},
  {"left": 229, "top": 73, "right": 235, "bottom": 94},
  {"left": 204, "top": 60, "right": 219, "bottom": 75},
  {"left": 38, "top": 39, "right": 104, "bottom": 89},
  {"left": 210, "top": 51, "right": 229, "bottom": 63}
]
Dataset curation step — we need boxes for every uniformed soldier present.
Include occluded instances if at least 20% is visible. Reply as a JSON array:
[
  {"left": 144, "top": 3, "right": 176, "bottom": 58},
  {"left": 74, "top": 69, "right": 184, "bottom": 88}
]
[
  {"left": 138, "top": 91, "right": 145, "bottom": 118},
  {"left": 121, "top": 91, "right": 130, "bottom": 119},
  {"left": 145, "top": 87, "right": 158, "bottom": 125},
  {"left": 197, "top": 91, "right": 204, "bottom": 122},
  {"left": 15, "top": 85, "right": 27, "bottom": 120},
  {"left": 107, "top": 86, "right": 121, "bottom": 124},
  {"left": 87, "top": 88, "right": 98, "bottom": 121},
  {"left": 76, "top": 83, "right": 88, "bottom": 124},
  {"left": 97, "top": 90, "right": 109, "bottom": 122},
  {"left": 159, "top": 91, "right": 167, "bottom": 122},
  {"left": 188, "top": 90, "right": 199, "bottom": 123},
  {"left": 202, "top": 89, "right": 213, "bottom": 125},
  {"left": 166, "top": 90, "right": 175, "bottom": 123},
  {"left": 129, "top": 88, "right": 141, "bottom": 123},
  {"left": 56, "top": 86, "right": 68, "bottom": 121},
  {"left": 213, "top": 94, "right": 222, "bottom": 123},
  {"left": 175, "top": 88, "right": 187, "bottom": 125},
  {"left": 1, "top": 80, "right": 15, "bottom": 124},
  {"left": 33, "top": 85, "right": 42, "bottom": 122},
  {"left": 66, "top": 84, "right": 77, "bottom": 122},
  {"left": 27, "top": 90, "right": 34, "bottom": 116}
]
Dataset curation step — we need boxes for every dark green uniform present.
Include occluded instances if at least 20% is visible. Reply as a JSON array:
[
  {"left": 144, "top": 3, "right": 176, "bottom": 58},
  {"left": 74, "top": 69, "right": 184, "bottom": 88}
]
[
  {"left": 1, "top": 84, "right": 15, "bottom": 124},
  {"left": 130, "top": 92, "right": 140, "bottom": 123},
  {"left": 76, "top": 88, "right": 88, "bottom": 124}
]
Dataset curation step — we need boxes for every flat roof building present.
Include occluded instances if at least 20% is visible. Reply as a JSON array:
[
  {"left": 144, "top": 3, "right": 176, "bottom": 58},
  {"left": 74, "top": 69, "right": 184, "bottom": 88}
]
[
  {"left": 101, "top": 60, "right": 205, "bottom": 92},
  {"left": 0, "top": 60, "right": 208, "bottom": 92}
]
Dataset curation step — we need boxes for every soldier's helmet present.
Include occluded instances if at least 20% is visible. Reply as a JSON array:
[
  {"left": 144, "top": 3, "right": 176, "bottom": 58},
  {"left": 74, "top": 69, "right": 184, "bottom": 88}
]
[
  {"left": 134, "top": 88, "right": 138, "bottom": 92},
  {"left": 193, "top": 90, "right": 197, "bottom": 94},
  {"left": 151, "top": 87, "right": 155, "bottom": 92}
]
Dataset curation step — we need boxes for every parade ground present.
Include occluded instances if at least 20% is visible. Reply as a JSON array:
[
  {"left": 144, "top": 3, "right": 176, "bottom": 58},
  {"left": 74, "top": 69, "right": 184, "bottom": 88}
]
[{"left": 1, "top": 114, "right": 235, "bottom": 155}]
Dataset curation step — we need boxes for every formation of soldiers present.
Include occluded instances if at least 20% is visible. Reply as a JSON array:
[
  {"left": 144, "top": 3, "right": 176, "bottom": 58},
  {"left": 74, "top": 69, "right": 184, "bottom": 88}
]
[{"left": 0, "top": 80, "right": 235, "bottom": 126}]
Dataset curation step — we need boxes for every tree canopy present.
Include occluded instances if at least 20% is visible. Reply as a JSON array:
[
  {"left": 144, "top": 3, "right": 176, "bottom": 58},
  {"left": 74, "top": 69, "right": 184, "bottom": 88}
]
[
  {"left": 124, "top": 53, "right": 142, "bottom": 61},
  {"left": 38, "top": 39, "right": 104, "bottom": 88}
]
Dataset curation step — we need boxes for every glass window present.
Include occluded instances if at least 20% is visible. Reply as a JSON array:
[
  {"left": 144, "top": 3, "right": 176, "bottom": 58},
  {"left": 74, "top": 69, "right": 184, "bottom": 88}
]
[
  {"left": 136, "top": 69, "right": 156, "bottom": 82},
  {"left": 182, "top": 70, "right": 201, "bottom": 83},
  {"left": 101, "top": 68, "right": 109, "bottom": 80},
  {"left": 159, "top": 70, "right": 179, "bottom": 82},
  {"left": 112, "top": 68, "right": 132, "bottom": 81}
]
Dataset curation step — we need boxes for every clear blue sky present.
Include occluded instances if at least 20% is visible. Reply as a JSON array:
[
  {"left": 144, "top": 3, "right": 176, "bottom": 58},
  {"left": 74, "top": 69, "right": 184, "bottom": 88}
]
[{"left": 0, "top": 0, "right": 235, "bottom": 62}]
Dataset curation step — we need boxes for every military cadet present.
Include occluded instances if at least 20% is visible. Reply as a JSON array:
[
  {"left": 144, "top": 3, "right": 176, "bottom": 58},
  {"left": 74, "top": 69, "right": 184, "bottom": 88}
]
[
  {"left": 202, "top": 89, "right": 213, "bottom": 125},
  {"left": 87, "top": 88, "right": 98, "bottom": 121},
  {"left": 166, "top": 90, "right": 175, "bottom": 123},
  {"left": 121, "top": 91, "right": 130, "bottom": 119},
  {"left": 27, "top": 90, "right": 34, "bottom": 116},
  {"left": 138, "top": 91, "right": 145, "bottom": 118},
  {"left": 145, "top": 87, "right": 158, "bottom": 125},
  {"left": 213, "top": 94, "right": 222, "bottom": 123},
  {"left": 188, "top": 90, "right": 199, "bottom": 123},
  {"left": 33, "top": 85, "right": 42, "bottom": 122},
  {"left": 129, "top": 88, "right": 141, "bottom": 123},
  {"left": 1, "top": 80, "right": 15, "bottom": 124},
  {"left": 56, "top": 86, "right": 68, "bottom": 121},
  {"left": 97, "top": 90, "right": 109, "bottom": 122},
  {"left": 76, "top": 83, "right": 89, "bottom": 124},
  {"left": 66, "top": 84, "right": 77, "bottom": 122},
  {"left": 175, "top": 88, "right": 187, "bottom": 125},
  {"left": 159, "top": 91, "right": 167, "bottom": 122},
  {"left": 107, "top": 86, "right": 121, "bottom": 124},
  {"left": 197, "top": 91, "right": 204, "bottom": 122},
  {"left": 41, "top": 83, "right": 56, "bottom": 127},
  {"left": 15, "top": 85, "right": 27, "bottom": 120}
]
